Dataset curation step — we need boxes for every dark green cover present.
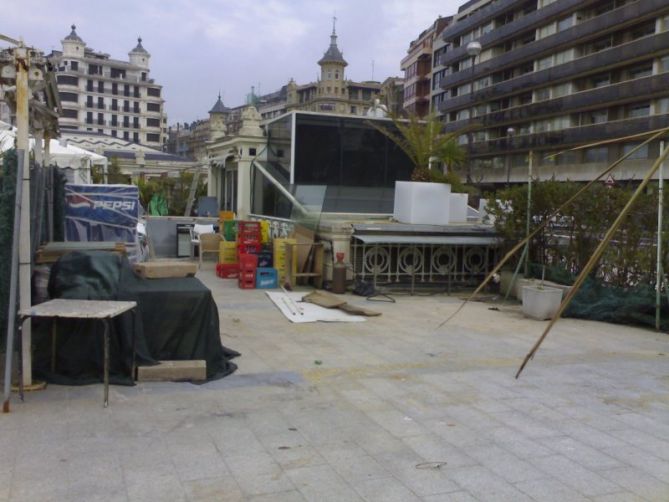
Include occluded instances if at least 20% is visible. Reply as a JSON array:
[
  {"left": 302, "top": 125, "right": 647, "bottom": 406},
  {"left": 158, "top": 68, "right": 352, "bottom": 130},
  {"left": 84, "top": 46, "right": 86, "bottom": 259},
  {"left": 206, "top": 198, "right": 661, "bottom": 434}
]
[{"left": 35, "top": 251, "right": 239, "bottom": 385}]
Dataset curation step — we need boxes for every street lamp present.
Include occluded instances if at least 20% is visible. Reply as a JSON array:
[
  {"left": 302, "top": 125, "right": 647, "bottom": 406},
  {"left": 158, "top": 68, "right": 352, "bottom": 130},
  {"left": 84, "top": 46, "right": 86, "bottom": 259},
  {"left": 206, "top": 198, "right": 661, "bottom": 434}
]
[
  {"left": 465, "top": 41, "right": 482, "bottom": 183},
  {"left": 505, "top": 126, "right": 515, "bottom": 188}
]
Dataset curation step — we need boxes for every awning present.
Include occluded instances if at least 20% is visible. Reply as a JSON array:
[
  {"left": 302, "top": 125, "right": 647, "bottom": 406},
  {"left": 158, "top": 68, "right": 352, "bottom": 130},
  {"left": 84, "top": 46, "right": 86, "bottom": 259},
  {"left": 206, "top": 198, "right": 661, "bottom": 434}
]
[{"left": 352, "top": 235, "right": 499, "bottom": 246}]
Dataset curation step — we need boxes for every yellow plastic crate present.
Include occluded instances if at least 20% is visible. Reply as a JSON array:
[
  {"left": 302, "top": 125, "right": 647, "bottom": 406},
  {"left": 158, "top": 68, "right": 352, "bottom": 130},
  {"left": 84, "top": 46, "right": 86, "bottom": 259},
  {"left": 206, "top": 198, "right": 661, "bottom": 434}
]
[
  {"left": 273, "top": 238, "right": 297, "bottom": 282},
  {"left": 260, "top": 220, "right": 271, "bottom": 245},
  {"left": 219, "top": 210, "right": 235, "bottom": 221},
  {"left": 219, "top": 241, "right": 238, "bottom": 264}
]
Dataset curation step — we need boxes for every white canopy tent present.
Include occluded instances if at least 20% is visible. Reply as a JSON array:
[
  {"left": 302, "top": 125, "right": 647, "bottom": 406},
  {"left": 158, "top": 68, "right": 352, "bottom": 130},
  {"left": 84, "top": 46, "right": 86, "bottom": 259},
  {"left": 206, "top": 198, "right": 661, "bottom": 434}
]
[{"left": 0, "top": 121, "right": 107, "bottom": 184}]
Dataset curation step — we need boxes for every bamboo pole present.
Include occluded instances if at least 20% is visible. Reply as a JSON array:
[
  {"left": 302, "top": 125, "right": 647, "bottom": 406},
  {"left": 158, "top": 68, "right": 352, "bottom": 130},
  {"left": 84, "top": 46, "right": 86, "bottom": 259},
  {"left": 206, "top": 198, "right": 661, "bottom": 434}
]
[
  {"left": 516, "top": 143, "right": 669, "bottom": 378},
  {"left": 656, "top": 140, "right": 665, "bottom": 331},
  {"left": 438, "top": 129, "right": 668, "bottom": 328}
]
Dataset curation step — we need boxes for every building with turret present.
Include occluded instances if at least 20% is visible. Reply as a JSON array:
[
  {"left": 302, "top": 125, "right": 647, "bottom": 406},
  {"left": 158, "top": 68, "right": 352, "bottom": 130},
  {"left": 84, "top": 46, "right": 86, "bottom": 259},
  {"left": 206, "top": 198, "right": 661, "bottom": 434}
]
[
  {"left": 49, "top": 25, "right": 167, "bottom": 149},
  {"left": 255, "top": 20, "right": 395, "bottom": 120}
]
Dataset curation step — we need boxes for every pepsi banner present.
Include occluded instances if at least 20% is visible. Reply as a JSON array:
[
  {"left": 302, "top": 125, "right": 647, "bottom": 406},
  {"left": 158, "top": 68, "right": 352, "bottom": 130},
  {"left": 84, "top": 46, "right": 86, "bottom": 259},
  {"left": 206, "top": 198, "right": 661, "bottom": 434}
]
[{"left": 65, "top": 184, "right": 139, "bottom": 246}]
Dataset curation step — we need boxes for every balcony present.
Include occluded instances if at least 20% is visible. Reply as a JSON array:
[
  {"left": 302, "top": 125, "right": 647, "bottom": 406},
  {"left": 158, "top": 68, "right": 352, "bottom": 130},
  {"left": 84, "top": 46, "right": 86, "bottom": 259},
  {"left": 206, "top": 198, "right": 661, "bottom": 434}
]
[
  {"left": 469, "top": 114, "right": 669, "bottom": 156},
  {"left": 440, "top": 0, "right": 527, "bottom": 44},
  {"left": 439, "top": 0, "right": 666, "bottom": 92},
  {"left": 439, "top": 31, "right": 669, "bottom": 115},
  {"left": 480, "top": 72, "right": 669, "bottom": 126},
  {"left": 439, "top": 0, "right": 585, "bottom": 68}
]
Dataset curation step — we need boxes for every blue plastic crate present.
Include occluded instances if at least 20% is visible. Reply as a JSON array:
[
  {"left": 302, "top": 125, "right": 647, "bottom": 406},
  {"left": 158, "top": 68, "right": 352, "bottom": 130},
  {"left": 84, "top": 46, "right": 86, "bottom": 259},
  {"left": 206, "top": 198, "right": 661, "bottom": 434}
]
[{"left": 255, "top": 267, "right": 278, "bottom": 289}]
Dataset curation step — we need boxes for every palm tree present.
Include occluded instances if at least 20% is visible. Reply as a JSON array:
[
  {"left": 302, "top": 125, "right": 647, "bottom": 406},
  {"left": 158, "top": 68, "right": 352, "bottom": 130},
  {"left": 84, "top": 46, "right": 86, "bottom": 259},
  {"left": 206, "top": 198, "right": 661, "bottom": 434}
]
[{"left": 370, "top": 112, "right": 467, "bottom": 183}]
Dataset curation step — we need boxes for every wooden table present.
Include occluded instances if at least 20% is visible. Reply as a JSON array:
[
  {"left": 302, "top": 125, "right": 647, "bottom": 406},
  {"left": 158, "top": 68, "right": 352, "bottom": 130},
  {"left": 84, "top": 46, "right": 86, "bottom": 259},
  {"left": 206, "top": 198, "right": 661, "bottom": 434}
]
[{"left": 18, "top": 299, "right": 138, "bottom": 407}]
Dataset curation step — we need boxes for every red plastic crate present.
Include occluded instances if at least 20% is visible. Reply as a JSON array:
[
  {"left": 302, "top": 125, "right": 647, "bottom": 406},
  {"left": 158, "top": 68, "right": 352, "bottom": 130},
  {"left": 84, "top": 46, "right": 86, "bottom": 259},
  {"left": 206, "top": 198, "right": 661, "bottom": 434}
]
[
  {"left": 237, "top": 221, "right": 261, "bottom": 245},
  {"left": 216, "top": 263, "right": 239, "bottom": 279},
  {"left": 239, "top": 253, "right": 258, "bottom": 271},
  {"left": 238, "top": 271, "right": 256, "bottom": 289},
  {"left": 237, "top": 243, "right": 262, "bottom": 257}
]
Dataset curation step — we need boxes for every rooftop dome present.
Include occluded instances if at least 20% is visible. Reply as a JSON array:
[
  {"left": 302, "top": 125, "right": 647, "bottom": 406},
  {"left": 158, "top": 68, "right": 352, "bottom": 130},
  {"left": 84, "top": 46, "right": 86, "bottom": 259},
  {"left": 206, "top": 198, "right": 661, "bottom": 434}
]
[
  {"left": 130, "top": 37, "right": 149, "bottom": 54},
  {"left": 209, "top": 93, "right": 228, "bottom": 114},
  {"left": 64, "top": 24, "right": 84, "bottom": 43},
  {"left": 318, "top": 21, "right": 347, "bottom": 67}
]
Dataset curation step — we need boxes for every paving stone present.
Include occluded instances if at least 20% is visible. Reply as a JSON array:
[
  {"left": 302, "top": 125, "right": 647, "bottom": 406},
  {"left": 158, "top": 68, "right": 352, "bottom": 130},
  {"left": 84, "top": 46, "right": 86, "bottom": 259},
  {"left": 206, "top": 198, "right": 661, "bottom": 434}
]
[
  {"left": 352, "top": 476, "right": 421, "bottom": 502},
  {"left": 531, "top": 454, "right": 622, "bottom": 497},
  {"left": 286, "top": 465, "right": 363, "bottom": 502},
  {"left": 182, "top": 475, "right": 244, "bottom": 502},
  {"left": 599, "top": 466, "right": 669, "bottom": 500},
  {"left": 465, "top": 444, "right": 545, "bottom": 483},
  {"left": 137, "top": 360, "right": 206, "bottom": 382},
  {"left": 514, "top": 477, "right": 590, "bottom": 502},
  {"left": 447, "top": 465, "right": 534, "bottom": 502},
  {"left": 538, "top": 436, "right": 623, "bottom": 471},
  {"left": 225, "top": 453, "right": 295, "bottom": 497},
  {"left": 421, "top": 491, "right": 478, "bottom": 502}
]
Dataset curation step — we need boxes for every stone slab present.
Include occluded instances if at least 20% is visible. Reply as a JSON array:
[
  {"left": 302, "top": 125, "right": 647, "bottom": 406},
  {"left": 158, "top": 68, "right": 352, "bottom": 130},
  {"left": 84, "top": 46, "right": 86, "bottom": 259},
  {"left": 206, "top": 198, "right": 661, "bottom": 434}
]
[
  {"left": 136, "top": 360, "right": 206, "bottom": 382},
  {"left": 134, "top": 260, "right": 198, "bottom": 278}
]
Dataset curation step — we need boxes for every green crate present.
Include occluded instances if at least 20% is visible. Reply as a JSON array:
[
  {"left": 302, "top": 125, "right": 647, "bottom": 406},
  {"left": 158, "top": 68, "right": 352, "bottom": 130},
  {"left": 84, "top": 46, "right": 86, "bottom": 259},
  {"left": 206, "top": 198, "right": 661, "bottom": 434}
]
[{"left": 223, "top": 220, "right": 238, "bottom": 241}]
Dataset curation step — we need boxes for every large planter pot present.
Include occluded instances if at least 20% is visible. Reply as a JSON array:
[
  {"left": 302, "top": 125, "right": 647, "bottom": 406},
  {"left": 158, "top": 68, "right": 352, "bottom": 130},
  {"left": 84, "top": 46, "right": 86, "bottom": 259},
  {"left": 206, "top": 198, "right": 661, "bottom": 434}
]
[{"left": 521, "top": 285, "right": 563, "bottom": 320}]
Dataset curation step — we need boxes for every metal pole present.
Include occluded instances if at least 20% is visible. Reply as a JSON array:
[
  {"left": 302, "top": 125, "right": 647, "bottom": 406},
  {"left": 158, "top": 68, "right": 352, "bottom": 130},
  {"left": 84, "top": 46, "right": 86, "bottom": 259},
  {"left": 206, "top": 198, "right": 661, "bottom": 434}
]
[
  {"left": 15, "top": 45, "right": 32, "bottom": 387},
  {"left": 2, "top": 153, "right": 24, "bottom": 413},
  {"left": 656, "top": 140, "right": 665, "bottom": 331},
  {"left": 524, "top": 151, "right": 533, "bottom": 277}
]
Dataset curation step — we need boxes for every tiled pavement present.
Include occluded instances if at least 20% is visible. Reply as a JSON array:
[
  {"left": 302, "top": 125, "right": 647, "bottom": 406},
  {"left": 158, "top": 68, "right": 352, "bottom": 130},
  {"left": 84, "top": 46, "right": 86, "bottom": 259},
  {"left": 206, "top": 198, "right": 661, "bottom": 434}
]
[{"left": 1, "top": 263, "right": 668, "bottom": 501}]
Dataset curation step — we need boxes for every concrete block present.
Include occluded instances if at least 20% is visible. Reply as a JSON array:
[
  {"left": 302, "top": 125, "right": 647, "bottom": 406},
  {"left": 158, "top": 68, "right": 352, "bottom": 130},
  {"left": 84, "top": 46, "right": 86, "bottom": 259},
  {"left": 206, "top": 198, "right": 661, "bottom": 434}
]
[
  {"left": 134, "top": 260, "right": 198, "bottom": 279},
  {"left": 393, "top": 181, "right": 451, "bottom": 225},
  {"left": 449, "top": 193, "right": 469, "bottom": 223},
  {"left": 137, "top": 360, "right": 206, "bottom": 382}
]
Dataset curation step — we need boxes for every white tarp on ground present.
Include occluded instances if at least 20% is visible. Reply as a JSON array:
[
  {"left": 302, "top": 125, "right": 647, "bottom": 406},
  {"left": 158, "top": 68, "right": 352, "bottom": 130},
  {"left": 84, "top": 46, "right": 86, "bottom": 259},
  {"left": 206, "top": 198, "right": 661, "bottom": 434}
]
[
  {"left": 266, "top": 292, "right": 366, "bottom": 323},
  {"left": 0, "top": 121, "right": 107, "bottom": 184}
]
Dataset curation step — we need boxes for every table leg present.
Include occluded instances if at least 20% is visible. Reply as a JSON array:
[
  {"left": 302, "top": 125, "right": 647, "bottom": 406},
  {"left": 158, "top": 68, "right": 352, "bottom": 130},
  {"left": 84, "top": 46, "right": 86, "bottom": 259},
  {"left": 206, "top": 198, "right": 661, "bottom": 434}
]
[
  {"left": 17, "top": 317, "right": 24, "bottom": 402},
  {"left": 131, "top": 309, "right": 137, "bottom": 382},
  {"left": 51, "top": 319, "right": 57, "bottom": 373},
  {"left": 103, "top": 319, "right": 110, "bottom": 408}
]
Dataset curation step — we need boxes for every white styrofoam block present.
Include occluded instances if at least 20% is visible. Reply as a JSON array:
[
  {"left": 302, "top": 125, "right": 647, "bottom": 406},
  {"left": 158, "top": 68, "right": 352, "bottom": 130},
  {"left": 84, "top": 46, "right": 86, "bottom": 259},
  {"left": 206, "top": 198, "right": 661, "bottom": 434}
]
[
  {"left": 393, "top": 181, "right": 451, "bottom": 225},
  {"left": 448, "top": 193, "right": 469, "bottom": 223}
]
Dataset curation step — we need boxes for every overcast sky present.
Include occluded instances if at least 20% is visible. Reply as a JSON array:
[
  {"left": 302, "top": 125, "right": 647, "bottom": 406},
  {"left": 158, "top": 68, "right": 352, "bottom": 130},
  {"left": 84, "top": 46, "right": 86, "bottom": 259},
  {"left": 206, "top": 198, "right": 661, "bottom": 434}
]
[{"left": 4, "top": 0, "right": 462, "bottom": 124}]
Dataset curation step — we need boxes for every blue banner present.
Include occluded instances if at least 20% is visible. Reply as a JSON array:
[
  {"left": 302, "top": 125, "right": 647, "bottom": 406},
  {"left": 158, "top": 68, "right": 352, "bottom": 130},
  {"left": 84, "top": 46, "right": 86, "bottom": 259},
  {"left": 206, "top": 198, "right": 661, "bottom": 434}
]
[{"left": 65, "top": 184, "right": 139, "bottom": 244}]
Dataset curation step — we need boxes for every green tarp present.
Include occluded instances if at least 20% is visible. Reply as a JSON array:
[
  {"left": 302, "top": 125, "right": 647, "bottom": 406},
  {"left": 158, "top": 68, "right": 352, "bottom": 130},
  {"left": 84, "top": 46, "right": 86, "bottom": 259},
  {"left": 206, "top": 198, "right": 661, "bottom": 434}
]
[{"left": 33, "top": 251, "right": 239, "bottom": 384}]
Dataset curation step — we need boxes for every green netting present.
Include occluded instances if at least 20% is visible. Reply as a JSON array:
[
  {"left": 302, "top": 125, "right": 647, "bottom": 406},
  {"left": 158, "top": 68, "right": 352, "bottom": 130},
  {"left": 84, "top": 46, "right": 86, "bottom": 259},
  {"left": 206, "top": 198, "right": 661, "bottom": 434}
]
[
  {"left": 0, "top": 150, "right": 17, "bottom": 351},
  {"left": 525, "top": 262, "right": 669, "bottom": 331}
]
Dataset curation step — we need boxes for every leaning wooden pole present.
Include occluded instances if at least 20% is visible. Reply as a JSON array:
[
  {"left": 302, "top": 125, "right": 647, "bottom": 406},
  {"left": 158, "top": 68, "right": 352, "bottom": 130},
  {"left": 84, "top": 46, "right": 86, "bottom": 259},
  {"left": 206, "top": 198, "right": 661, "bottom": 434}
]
[
  {"left": 515, "top": 143, "right": 669, "bottom": 378},
  {"left": 438, "top": 129, "right": 667, "bottom": 328}
]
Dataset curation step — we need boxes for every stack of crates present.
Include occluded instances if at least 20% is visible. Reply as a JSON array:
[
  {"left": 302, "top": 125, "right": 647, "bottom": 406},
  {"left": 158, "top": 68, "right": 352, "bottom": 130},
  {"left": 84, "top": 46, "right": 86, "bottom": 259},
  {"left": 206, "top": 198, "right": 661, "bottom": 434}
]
[
  {"left": 273, "top": 238, "right": 297, "bottom": 285},
  {"left": 238, "top": 253, "right": 258, "bottom": 289},
  {"left": 217, "top": 241, "right": 239, "bottom": 278}
]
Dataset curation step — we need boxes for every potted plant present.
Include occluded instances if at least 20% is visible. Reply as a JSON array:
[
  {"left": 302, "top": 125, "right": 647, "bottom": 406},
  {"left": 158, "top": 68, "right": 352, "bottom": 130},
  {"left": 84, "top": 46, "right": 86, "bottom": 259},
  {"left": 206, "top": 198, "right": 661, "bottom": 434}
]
[{"left": 521, "top": 266, "right": 563, "bottom": 320}]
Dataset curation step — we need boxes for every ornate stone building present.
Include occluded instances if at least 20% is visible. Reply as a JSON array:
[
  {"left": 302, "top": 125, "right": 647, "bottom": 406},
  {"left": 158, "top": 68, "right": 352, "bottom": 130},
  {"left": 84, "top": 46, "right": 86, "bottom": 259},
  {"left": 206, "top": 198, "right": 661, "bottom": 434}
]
[{"left": 49, "top": 25, "right": 167, "bottom": 149}]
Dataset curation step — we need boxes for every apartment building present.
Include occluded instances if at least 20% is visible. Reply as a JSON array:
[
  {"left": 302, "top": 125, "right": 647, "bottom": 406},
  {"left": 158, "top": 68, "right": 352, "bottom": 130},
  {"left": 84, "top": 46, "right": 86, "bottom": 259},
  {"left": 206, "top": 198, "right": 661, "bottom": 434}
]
[
  {"left": 401, "top": 17, "right": 451, "bottom": 117},
  {"left": 49, "top": 25, "right": 167, "bottom": 149},
  {"left": 433, "top": 0, "right": 669, "bottom": 184}
]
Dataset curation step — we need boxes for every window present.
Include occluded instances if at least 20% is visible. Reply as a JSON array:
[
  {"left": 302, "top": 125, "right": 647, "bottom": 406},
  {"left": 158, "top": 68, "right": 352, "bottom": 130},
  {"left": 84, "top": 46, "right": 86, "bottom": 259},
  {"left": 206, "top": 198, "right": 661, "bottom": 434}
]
[
  {"left": 249, "top": 148, "right": 257, "bottom": 156},
  {"left": 86, "top": 96, "right": 93, "bottom": 107},
  {"left": 592, "top": 74, "right": 610, "bottom": 88},
  {"left": 584, "top": 146, "right": 608, "bottom": 162},
  {"left": 88, "top": 64, "right": 99, "bottom": 75},
  {"left": 534, "top": 88, "right": 550, "bottom": 101},
  {"left": 661, "top": 55, "right": 669, "bottom": 73},
  {"left": 111, "top": 115, "right": 118, "bottom": 126},
  {"left": 141, "top": 72, "right": 147, "bottom": 82},
  {"left": 111, "top": 130, "right": 117, "bottom": 137},
  {"left": 134, "top": 86, "right": 140, "bottom": 97},
  {"left": 97, "top": 113, "right": 104, "bottom": 125},
  {"left": 554, "top": 49, "right": 573, "bottom": 65},
  {"left": 628, "top": 63, "right": 653, "bottom": 79},
  {"left": 57, "top": 75, "right": 78, "bottom": 86},
  {"left": 552, "top": 83, "right": 571, "bottom": 98},
  {"left": 536, "top": 56, "right": 552, "bottom": 71},
  {"left": 133, "top": 117, "right": 139, "bottom": 129},
  {"left": 98, "top": 81, "right": 104, "bottom": 93},
  {"left": 350, "top": 106, "right": 357, "bottom": 114},
  {"left": 123, "top": 116, "right": 129, "bottom": 127},
  {"left": 133, "top": 103, "right": 140, "bottom": 113},
  {"left": 133, "top": 132, "right": 139, "bottom": 143},
  {"left": 123, "top": 100, "right": 130, "bottom": 112},
  {"left": 557, "top": 16, "right": 573, "bottom": 32},
  {"left": 627, "top": 102, "right": 650, "bottom": 118},
  {"left": 147, "top": 87, "right": 161, "bottom": 97},
  {"left": 657, "top": 98, "right": 669, "bottom": 115},
  {"left": 86, "top": 111, "right": 93, "bottom": 124},
  {"left": 147, "top": 103, "right": 160, "bottom": 112},
  {"left": 146, "top": 133, "right": 160, "bottom": 142},
  {"left": 589, "top": 110, "right": 608, "bottom": 124},
  {"left": 111, "top": 99, "right": 118, "bottom": 111},
  {"left": 70, "top": 61, "right": 78, "bottom": 71},
  {"left": 123, "top": 84, "right": 130, "bottom": 97},
  {"left": 123, "top": 131, "right": 129, "bottom": 140},
  {"left": 146, "top": 118, "right": 160, "bottom": 127},
  {"left": 623, "top": 143, "right": 649, "bottom": 159},
  {"left": 112, "top": 83, "right": 118, "bottom": 95},
  {"left": 61, "top": 108, "right": 78, "bottom": 118},
  {"left": 86, "top": 79, "right": 94, "bottom": 92},
  {"left": 538, "top": 22, "right": 556, "bottom": 39}
]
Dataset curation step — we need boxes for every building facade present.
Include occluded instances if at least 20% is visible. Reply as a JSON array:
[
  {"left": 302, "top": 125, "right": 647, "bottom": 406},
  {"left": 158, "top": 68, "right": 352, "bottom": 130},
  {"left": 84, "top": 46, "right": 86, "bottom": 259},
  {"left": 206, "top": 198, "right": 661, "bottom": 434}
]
[
  {"left": 401, "top": 17, "right": 452, "bottom": 117},
  {"left": 49, "top": 25, "right": 167, "bottom": 150},
  {"left": 434, "top": 0, "right": 669, "bottom": 184}
]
